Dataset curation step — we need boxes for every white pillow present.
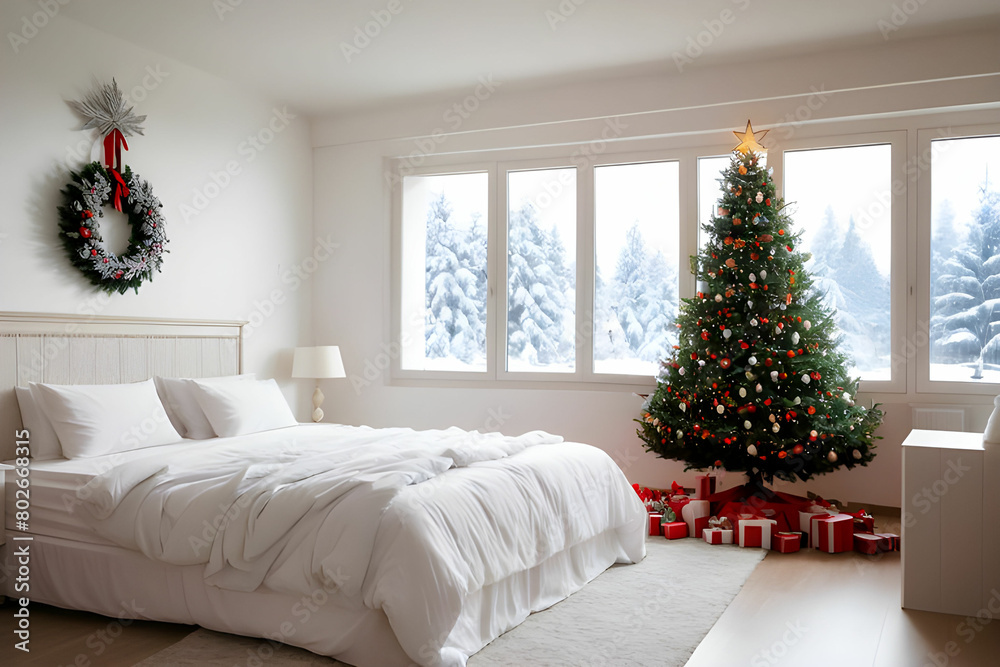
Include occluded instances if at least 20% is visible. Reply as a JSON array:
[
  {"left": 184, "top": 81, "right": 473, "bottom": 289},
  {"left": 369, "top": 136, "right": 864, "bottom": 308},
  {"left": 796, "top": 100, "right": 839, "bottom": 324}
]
[
  {"left": 14, "top": 386, "right": 64, "bottom": 460},
  {"left": 189, "top": 378, "right": 297, "bottom": 438},
  {"left": 33, "top": 379, "right": 183, "bottom": 459},
  {"left": 154, "top": 374, "right": 255, "bottom": 439}
]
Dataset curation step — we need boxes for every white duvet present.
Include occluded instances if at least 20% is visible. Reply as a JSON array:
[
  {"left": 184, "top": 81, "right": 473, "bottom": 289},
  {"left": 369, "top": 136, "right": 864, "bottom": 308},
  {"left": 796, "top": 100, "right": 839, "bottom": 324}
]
[{"left": 78, "top": 423, "right": 646, "bottom": 666}]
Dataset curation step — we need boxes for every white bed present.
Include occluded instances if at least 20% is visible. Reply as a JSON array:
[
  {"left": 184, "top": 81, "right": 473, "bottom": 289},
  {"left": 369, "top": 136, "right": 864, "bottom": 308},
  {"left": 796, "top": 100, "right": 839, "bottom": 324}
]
[{"left": 0, "top": 313, "right": 646, "bottom": 667}]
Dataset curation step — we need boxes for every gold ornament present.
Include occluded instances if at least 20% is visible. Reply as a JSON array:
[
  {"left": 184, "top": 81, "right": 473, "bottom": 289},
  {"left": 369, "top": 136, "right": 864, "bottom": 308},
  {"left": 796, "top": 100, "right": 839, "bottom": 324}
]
[{"left": 732, "top": 120, "right": 769, "bottom": 155}]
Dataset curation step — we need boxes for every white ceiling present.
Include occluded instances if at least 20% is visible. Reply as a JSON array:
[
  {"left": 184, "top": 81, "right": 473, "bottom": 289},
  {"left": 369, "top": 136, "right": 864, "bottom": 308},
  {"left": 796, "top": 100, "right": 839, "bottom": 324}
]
[{"left": 62, "top": 0, "right": 1000, "bottom": 117}]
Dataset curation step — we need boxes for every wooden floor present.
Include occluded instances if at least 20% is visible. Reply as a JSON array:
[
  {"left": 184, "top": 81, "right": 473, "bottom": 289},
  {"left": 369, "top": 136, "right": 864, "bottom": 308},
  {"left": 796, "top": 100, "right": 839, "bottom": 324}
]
[{"left": 3, "top": 516, "right": 999, "bottom": 666}]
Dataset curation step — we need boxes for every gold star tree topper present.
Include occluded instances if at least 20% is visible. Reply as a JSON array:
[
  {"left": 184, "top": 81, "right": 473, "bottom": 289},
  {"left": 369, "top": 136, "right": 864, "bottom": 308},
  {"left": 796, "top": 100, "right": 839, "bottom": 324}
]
[{"left": 732, "top": 120, "right": 769, "bottom": 155}]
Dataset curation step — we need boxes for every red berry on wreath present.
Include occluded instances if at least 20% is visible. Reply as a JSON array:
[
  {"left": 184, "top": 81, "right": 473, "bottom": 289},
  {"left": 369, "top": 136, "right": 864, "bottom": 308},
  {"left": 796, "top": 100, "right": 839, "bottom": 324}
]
[
  {"left": 80, "top": 227, "right": 92, "bottom": 238},
  {"left": 114, "top": 271, "right": 123, "bottom": 279},
  {"left": 82, "top": 210, "right": 93, "bottom": 219},
  {"left": 91, "top": 249, "right": 98, "bottom": 257},
  {"left": 103, "top": 258, "right": 109, "bottom": 263}
]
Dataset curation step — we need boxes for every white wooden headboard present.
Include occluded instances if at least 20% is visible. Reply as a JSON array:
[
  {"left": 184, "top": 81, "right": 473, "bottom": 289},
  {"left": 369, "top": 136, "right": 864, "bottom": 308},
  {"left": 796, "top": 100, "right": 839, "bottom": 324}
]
[{"left": 0, "top": 312, "right": 245, "bottom": 460}]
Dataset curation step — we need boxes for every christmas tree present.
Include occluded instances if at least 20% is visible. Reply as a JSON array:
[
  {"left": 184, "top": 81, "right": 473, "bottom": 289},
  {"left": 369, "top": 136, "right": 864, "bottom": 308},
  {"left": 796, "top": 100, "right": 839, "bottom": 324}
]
[{"left": 638, "top": 122, "right": 884, "bottom": 486}]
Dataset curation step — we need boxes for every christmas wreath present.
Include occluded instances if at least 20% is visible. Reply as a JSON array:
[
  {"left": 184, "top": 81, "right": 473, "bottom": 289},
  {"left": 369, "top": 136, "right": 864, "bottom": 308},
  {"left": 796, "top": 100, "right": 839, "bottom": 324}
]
[{"left": 57, "top": 161, "right": 167, "bottom": 295}]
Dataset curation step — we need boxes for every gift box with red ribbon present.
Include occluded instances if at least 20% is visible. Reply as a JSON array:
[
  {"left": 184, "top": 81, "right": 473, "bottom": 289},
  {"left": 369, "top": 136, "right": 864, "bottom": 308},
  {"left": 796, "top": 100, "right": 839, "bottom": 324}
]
[
  {"left": 773, "top": 532, "right": 801, "bottom": 553},
  {"left": 648, "top": 513, "right": 663, "bottom": 537},
  {"left": 738, "top": 518, "right": 777, "bottom": 548},
  {"left": 662, "top": 521, "right": 688, "bottom": 540},
  {"left": 875, "top": 532, "right": 900, "bottom": 551},
  {"left": 815, "top": 514, "right": 853, "bottom": 553},
  {"left": 853, "top": 533, "right": 894, "bottom": 555},
  {"left": 703, "top": 527, "right": 734, "bottom": 545},
  {"left": 695, "top": 474, "right": 717, "bottom": 500},
  {"left": 682, "top": 500, "right": 711, "bottom": 538},
  {"left": 849, "top": 509, "right": 875, "bottom": 534},
  {"left": 799, "top": 506, "right": 838, "bottom": 547}
]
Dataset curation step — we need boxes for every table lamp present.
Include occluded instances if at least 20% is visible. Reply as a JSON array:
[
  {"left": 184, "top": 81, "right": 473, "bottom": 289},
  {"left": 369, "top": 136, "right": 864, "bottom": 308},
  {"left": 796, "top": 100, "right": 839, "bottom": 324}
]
[{"left": 291, "top": 345, "right": 345, "bottom": 422}]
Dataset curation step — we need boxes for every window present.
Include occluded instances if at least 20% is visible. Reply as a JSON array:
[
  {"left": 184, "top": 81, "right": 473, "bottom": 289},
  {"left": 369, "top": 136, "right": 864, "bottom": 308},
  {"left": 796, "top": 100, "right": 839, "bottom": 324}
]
[
  {"left": 593, "top": 161, "right": 679, "bottom": 375},
  {"left": 928, "top": 134, "right": 1000, "bottom": 383},
  {"left": 505, "top": 168, "right": 577, "bottom": 373},
  {"left": 783, "top": 144, "right": 893, "bottom": 381},
  {"left": 399, "top": 172, "right": 489, "bottom": 372}
]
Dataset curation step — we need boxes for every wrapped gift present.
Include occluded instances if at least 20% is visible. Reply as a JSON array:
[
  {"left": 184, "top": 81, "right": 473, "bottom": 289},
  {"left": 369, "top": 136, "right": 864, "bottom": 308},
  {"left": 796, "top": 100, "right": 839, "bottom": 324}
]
[
  {"left": 662, "top": 521, "right": 688, "bottom": 540},
  {"left": 875, "top": 532, "right": 900, "bottom": 551},
  {"left": 815, "top": 514, "right": 853, "bottom": 553},
  {"left": 667, "top": 497, "right": 691, "bottom": 523},
  {"left": 695, "top": 474, "right": 717, "bottom": 500},
  {"left": 849, "top": 509, "right": 875, "bottom": 534},
  {"left": 682, "top": 500, "right": 711, "bottom": 538},
  {"left": 773, "top": 532, "right": 801, "bottom": 553},
  {"left": 703, "top": 527, "right": 734, "bottom": 545},
  {"left": 854, "top": 533, "right": 893, "bottom": 555},
  {"left": 738, "top": 518, "right": 777, "bottom": 548},
  {"left": 649, "top": 513, "right": 663, "bottom": 537},
  {"left": 799, "top": 506, "right": 838, "bottom": 547}
]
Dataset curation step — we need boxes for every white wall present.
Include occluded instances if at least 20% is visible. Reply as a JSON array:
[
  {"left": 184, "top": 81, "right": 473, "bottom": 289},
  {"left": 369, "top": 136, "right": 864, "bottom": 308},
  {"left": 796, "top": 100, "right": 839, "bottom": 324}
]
[
  {"left": 311, "top": 26, "right": 1000, "bottom": 508},
  {"left": 0, "top": 2, "right": 314, "bottom": 416}
]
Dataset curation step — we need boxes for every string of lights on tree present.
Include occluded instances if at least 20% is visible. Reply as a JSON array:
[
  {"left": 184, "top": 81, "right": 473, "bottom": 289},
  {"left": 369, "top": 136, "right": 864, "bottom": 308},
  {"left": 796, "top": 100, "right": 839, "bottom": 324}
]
[{"left": 637, "top": 122, "right": 884, "bottom": 485}]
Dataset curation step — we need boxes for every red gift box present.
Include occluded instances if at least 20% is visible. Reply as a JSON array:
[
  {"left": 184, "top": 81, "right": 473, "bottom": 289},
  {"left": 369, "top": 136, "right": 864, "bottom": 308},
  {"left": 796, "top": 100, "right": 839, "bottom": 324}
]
[
  {"left": 682, "top": 500, "right": 711, "bottom": 538},
  {"left": 849, "top": 509, "right": 875, "bottom": 534},
  {"left": 815, "top": 514, "right": 853, "bottom": 553},
  {"left": 773, "top": 532, "right": 801, "bottom": 553},
  {"left": 662, "top": 521, "right": 688, "bottom": 540},
  {"left": 695, "top": 474, "right": 716, "bottom": 500},
  {"left": 738, "top": 519, "right": 777, "bottom": 548},
  {"left": 854, "top": 533, "right": 893, "bottom": 555},
  {"left": 875, "top": 532, "right": 900, "bottom": 551},
  {"left": 703, "top": 527, "right": 734, "bottom": 544},
  {"left": 649, "top": 513, "right": 663, "bottom": 536}
]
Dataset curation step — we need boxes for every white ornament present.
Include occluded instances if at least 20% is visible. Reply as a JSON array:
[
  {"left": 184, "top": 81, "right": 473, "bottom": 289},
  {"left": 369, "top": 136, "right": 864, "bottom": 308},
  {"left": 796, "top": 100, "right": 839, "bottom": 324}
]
[
  {"left": 715, "top": 294, "right": 723, "bottom": 302},
  {"left": 755, "top": 192, "right": 764, "bottom": 203},
  {"left": 755, "top": 383, "right": 763, "bottom": 393},
  {"left": 749, "top": 356, "right": 757, "bottom": 365},
  {"left": 772, "top": 423, "right": 780, "bottom": 433},
  {"left": 744, "top": 420, "right": 753, "bottom": 430},
  {"left": 852, "top": 449, "right": 862, "bottom": 460},
  {"left": 802, "top": 374, "right": 811, "bottom": 384},
  {"left": 779, "top": 304, "right": 787, "bottom": 310},
  {"left": 792, "top": 332, "right": 800, "bottom": 345},
  {"left": 749, "top": 273, "right": 756, "bottom": 283},
  {"left": 716, "top": 404, "right": 725, "bottom": 414},
  {"left": 747, "top": 444, "right": 757, "bottom": 455},
  {"left": 843, "top": 392, "right": 852, "bottom": 401},
  {"left": 679, "top": 402, "right": 687, "bottom": 412},
  {"left": 677, "top": 431, "right": 684, "bottom": 439},
  {"left": 678, "top": 367, "right": 685, "bottom": 375},
  {"left": 794, "top": 397, "right": 801, "bottom": 405},
  {"left": 723, "top": 329, "right": 732, "bottom": 339},
  {"left": 810, "top": 430, "right": 818, "bottom": 438},
  {"left": 751, "top": 319, "right": 759, "bottom": 327},
  {"left": 770, "top": 370, "right": 779, "bottom": 382},
  {"left": 827, "top": 450, "right": 838, "bottom": 463},
  {"left": 760, "top": 269, "right": 767, "bottom": 280},
  {"left": 748, "top": 301, "right": 754, "bottom": 309},
  {"left": 804, "top": 320, "right": 811, "bottom": 330},
  {"left": 739, "top": 387, "right": 747, "bottom": 398},
  {"left": 698, "top": 360, "right": 706, "bottom": 367}
]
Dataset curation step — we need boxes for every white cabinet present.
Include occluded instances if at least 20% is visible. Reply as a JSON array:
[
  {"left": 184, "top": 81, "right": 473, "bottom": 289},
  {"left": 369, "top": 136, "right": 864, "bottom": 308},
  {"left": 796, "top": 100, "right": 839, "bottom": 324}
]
[{"left": 901, "top": 429, "right": 1000, "bottom": 616}]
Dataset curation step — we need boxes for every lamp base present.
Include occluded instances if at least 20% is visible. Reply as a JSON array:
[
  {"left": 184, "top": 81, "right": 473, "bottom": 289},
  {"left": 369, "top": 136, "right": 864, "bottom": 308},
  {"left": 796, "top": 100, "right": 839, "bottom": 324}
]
[{"left": 311, "top": 384, "right": 325, "bottom": 423}]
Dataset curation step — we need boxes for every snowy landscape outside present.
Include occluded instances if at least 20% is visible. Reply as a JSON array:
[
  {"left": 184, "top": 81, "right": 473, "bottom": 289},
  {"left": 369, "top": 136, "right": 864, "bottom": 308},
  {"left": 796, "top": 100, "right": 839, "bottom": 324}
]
[{"left": 928, "top": 135, "right": 1000, "bottom": 383}]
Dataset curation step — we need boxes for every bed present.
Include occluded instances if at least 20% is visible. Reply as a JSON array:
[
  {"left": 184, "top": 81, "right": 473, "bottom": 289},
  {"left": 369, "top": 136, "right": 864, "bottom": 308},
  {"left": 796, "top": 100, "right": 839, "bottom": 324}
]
[{"left": 0, "top": 312, "right": 646, "bottom": 667}]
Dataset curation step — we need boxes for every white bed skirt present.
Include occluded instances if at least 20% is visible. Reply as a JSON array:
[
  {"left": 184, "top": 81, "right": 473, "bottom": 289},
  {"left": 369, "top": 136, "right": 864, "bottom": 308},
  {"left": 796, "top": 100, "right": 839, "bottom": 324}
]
[{"left": 2, "top": 528, "right": 632, "bottom": 666}]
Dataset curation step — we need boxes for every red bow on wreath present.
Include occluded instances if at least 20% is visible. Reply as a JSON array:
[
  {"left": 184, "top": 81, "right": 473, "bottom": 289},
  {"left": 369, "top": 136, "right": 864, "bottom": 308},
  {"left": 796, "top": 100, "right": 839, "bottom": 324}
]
[{"left": 103, "top": 129, "right": 130, "bottom": 212}]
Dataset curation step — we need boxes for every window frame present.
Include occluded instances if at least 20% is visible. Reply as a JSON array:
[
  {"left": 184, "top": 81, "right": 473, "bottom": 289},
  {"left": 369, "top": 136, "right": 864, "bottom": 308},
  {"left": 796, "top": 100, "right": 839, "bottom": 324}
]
[
  {"left": 775, "top": 130, "right": 908, "bottom": 394},
  {"left": 916, "top": 123, "right": 1000, "bottom": 395},
  {"left": 390, "top": 161, "right": 498, "bottom": 382}
]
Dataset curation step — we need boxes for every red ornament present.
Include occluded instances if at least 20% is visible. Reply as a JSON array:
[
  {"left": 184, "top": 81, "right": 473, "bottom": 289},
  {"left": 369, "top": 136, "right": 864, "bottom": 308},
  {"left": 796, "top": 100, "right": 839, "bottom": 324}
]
[
  {"left": 102, "top": 258, "right": 109, "bottom": 263},
  {"left": 90, "top": 249, "right": 98, "bottom": 257},
  {"left": 766, "top": 198, "right": 771, "bottom": 206},
  {"left": 740, "top": 341, "right": 750, "bottom": 350},
  {"left": 81, "top": 210, "right": 93, "bottom": 219},
  {"left": 701, "top": 331, "right": 710, "bottom": 340},
  {"left": 787, "top": 350, "right": 796, "bottom": 358},
  {"left": 79, "top": 227, "right": 92, "bottom": 238},
  {"left": 719, "top": 358, "right": 732, "bottom": 369},
  {"left": 764, "top": 358, "right": 773, "bottom": 367},
  {"left": 792, "top": 444, "right": 805, "bottom": 455},
  {"left": 714, "top": 460, "right": 723, "bottom": 467},
  {"left": 778, "top": 451, "right": 787, "bottom": 459}
]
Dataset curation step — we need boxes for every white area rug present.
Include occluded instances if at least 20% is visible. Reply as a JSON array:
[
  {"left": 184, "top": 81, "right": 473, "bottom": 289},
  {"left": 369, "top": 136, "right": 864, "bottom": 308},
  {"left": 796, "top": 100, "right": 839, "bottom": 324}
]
[{"left": 135, "top": 538, "right": 766, "bottom": 667}]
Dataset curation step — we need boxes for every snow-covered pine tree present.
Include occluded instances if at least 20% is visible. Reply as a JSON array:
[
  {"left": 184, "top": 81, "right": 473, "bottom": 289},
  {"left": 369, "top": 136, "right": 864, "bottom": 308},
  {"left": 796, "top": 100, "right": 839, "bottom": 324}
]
[
  {"left": 424, "top": 193, "right": 487, "bottom": 365},
  {"left": 507, "top": 203, "right": 575, "bottom": 367}
]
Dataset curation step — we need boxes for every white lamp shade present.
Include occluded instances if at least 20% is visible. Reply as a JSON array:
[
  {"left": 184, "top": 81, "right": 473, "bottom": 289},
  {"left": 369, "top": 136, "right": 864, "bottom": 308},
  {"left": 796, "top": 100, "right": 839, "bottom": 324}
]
[{"left": 292, "top": 346, "right": 346, "bottom": 379}]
